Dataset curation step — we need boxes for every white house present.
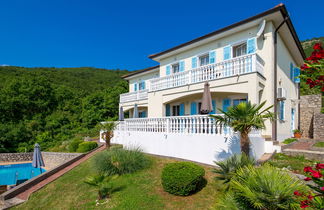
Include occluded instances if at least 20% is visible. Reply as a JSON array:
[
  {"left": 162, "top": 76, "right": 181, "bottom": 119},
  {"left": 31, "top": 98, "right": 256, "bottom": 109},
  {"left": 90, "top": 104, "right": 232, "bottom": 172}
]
[{"left": 102, "top": 4, "right": 305, "bottom": 165}]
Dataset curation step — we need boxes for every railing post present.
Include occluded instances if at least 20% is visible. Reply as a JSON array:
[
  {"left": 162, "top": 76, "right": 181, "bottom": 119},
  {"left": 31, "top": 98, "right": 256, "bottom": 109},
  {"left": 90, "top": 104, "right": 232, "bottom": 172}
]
[
  {"left": 166, "top": 118, "right": 170, "bottom": 134},
  {"left": 251, "top": 54, "right": 256, "bottom": 73},
  {"left": 188, "top": 69, "right": 192, "bottom": 85}
]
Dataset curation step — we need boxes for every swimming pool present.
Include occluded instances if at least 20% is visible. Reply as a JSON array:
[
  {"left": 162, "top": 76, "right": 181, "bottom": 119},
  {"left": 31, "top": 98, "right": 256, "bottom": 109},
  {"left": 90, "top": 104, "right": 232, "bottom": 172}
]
[{"left": 0, "top": 163, "right": 46, "bottom": 185}]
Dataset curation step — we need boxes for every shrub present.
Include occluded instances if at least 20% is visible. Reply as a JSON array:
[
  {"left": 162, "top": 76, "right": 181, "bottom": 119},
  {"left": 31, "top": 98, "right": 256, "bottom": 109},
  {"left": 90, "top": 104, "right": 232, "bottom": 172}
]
[
  {"left": 68, "top": 138, "right": 83, "bottom": 152},
  {"left": 161, "top": 162, "right": 205, "bottom": 196},
  {"left": 283, "top": 138, "right": 298, "bottom": 144},
  {"left": 314, "top": 141, "right": 324, "bottom": 148},
  {"left": 84, "top": 174, "right": 118, "bottom": 200},
  {"left": 213, "top": 153, "right": 255, "bottom": 185},
  {"left": 76, "top": 141, "right": 98, "bottom": 153},
  {"left": 92, "top": 147, "right": 150, "bottom": 175},
  {"left": 216, "top": 164, "right": 307, "bottom": 209}
]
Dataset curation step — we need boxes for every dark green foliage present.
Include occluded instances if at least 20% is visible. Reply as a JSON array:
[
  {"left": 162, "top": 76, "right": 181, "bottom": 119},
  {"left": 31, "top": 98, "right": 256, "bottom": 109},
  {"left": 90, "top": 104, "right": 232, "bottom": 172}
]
[
  {"left": 0, "top": 66, "right": 128, "bottom": 152},
  {"left": 161, "top": 162, "right": 205, "bottom": 196},
  {"left": 282, "top": 138, "right": 297, "bottom": 145},
  {"left": 213, "top": 154, "right": 255, "bottom": 185},
  {"left": 216, "top": 164, "right": 307, "bottom": 209},
  {"left": 92, "top": 147, "right": 150, "bottom": 176},
  {"left": 76, "top": 142, "right": 98, "bottom": 153},
  {"left": 84, "top": 174, "right": 118, "bottom": 200},
  {"left": 68, "top": 138, "right": 84, "bottom": 152}
]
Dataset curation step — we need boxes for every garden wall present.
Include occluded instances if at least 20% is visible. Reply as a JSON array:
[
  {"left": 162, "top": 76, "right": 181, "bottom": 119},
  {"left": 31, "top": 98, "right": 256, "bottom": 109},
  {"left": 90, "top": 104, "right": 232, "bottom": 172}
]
[
  {"left": 300, "top": 94, "right": 323, "bottom": 139},
  {"left": 109, "top": 131, "right": 272, "bottom": 165},
  {"left": 0, "top": 152, "right": 82, "bottom": 170}
]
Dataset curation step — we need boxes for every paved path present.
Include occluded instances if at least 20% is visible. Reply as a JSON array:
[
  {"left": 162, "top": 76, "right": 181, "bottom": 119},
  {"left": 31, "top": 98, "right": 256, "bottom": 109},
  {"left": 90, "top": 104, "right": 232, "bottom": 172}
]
[
  {"left": 285, "top": 141, "right": 313, "bottom": 150},
  {"left": 16, "top": 145, "right": 106, "bottom": 201}
]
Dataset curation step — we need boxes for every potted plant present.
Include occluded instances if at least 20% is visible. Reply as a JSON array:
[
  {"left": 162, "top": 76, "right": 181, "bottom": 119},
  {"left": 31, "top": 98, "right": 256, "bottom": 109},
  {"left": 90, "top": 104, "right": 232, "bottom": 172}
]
[{"left": 293, "top": 129, "right": 302, "bottom": 138}]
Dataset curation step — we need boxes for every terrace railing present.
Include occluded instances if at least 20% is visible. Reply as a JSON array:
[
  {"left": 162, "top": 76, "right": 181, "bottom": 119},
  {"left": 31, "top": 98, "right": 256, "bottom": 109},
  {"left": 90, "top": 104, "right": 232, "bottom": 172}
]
[
  {"left": 119, "top": 89, "right": 148, "bottom": 103},
  {"left": 149, "top": 53, "right": 264, "bottom": 92}
]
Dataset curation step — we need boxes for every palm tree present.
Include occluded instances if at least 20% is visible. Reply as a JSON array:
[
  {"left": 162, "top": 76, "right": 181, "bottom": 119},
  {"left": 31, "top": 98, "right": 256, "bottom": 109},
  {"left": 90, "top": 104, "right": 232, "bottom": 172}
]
[
  {"left": 211, "top": 101, "right": 274, "bottom": 156},
  {"left": 97, "top": 122, "right": 117, "bottom": 149}
]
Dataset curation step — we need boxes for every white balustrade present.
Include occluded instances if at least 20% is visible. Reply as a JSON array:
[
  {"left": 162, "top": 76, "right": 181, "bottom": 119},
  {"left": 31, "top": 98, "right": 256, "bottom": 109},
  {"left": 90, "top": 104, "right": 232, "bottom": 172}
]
[
  {"left": 115, "top": 115, "right": 233, "bottom": 136},
  {"left": 120, "top": 89, "right": 148, "bottom": 103},
  {"left": 149, "top": 53, "right": 264, "bottom": 92}
]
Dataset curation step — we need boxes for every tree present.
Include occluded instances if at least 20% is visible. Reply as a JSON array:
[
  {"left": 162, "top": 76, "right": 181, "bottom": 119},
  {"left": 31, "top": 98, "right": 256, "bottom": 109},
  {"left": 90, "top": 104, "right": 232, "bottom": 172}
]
[
  {"left": 300, "top": 43, "right": 324, "bottom": 92},
  {"left": 97, "top": 122, "right": 117, "bottom": 149},
  {"left": 211, "top": 101, "right": 274, "bottom": 156}
]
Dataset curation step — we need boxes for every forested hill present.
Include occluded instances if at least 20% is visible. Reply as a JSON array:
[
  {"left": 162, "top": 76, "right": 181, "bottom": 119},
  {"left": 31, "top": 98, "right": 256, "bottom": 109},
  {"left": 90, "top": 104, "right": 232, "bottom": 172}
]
[
  {"left": 0, "top": 66, "right": 129, "bottom": 153},
  {"left": 0, "top": 66, "right": 128, "bottom": 93},
  {"left": 301, "top": 37, "right": 324, "bottom": 57}
]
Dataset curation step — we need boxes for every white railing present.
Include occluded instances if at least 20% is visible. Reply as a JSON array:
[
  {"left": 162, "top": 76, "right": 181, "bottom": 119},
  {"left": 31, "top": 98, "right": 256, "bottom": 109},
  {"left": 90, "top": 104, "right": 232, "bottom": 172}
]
[
  {"left": 115, "top": 115, "right": 234, "bottom": 136},
  {"left": 120, "top": 89, "right": 148, "bottom": 103},
  {"left": 149, "top": 53, "right": 264, "bottom": 92}
]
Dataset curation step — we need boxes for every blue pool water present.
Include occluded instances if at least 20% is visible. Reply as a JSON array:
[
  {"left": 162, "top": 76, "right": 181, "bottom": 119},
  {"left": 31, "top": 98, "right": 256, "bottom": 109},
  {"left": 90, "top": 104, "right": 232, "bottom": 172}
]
[{"left": 0, "top": 163, "right": 46, "bottom": 185}]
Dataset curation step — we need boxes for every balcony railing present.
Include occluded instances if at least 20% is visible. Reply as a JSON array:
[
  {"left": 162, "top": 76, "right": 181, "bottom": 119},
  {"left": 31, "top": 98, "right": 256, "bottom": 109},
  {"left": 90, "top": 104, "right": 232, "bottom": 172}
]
[
  {"left": 112, "top": 115, "right": 261, "bottom": 137},
  {"left": 149, "top": 53, "right": 264, "bottom": 92},
  {"left": 120, "top": 89, "right": 148, "bottom": 103}
]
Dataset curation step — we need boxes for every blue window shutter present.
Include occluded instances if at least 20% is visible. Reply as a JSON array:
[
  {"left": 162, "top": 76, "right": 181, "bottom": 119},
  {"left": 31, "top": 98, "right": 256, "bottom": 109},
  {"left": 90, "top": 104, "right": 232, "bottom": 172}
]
[
  {"left": 279, "top": 101, "right": 285, "bottom": 120},
  {"left": 294, "top": 67, "right": 300, "bottom": 83},
  {"left": 192, "top": 57, "right": 197, "bottom": 68},
  {"left": 142, "top": 111, "right": 146, "bottom": 118},
  {"left": 223, "top": 46, "right": 231, "bottom": 60},
  {"left": 179, "top": 61, "right": 185, "bottom": 72},
  {"left": 190, "top": 102, "right": 197, "bottom": 115},
  {"left": 209, "top": 51, "right": 216, "bottom": 64},
  {"left": 233, "top": 99, "right": 240, "bottom": 106},
  {"left": 166, "top": 65, "right": 171, "bottom": 75},
  {"left": 222, "top": 99, "right": 231, "bottom": 112},
  {"left": 166, "top": 104, "right": 170, "bottom": 116},
  {"left": 247, "top": 38, "right": 256, "bottom": 54},
  {"left": 180, "top": 103, "right": 185, "bottom": 116},
  {"left": 210, "top": 100, "right": 216, "bottom": 114},
  {"left": 142, "top": 81, "right": 146, "bottom": 89},
  {"left": 134, "top": 83, "right": 138, "bottom": 91},
  {"left": 290, "top": 63, "right": 294, "bottom": 80}
]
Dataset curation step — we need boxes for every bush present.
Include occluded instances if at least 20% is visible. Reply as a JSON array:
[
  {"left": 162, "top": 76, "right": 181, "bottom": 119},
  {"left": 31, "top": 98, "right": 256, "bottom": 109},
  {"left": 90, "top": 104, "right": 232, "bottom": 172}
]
[
  {"left": 216, "top": 164, "right": 307, "bottom": 209},
  {"left": 213, "top": 153, "right": 255, "bottom": 185},
  {"left": 68, "top": 138, "right": 83, "bottom": 152},
  {"left": 92, "top": 147, "right": 150, "bottom": 175},
  {"left": 76, "top": 141, "right": 98, "bottom": 153},
  {"left": 161, "top": 162, "right": 205, "bottom": 196},
  {"left": 283, "top": 138, "right": 297, "bottom": 144}
]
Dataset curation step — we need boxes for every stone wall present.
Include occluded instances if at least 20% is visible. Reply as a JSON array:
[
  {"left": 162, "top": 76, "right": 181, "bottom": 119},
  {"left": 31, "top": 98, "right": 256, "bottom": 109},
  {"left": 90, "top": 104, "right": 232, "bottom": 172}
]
[
  {"left": 300, "top": 94, "right": 323, "bottom": 139},
  {"left": 0, "top": 152, "right": 82, "bottom": 170},
  {"left": 314, "top": 113, "right": 324, "bottom": 140}
]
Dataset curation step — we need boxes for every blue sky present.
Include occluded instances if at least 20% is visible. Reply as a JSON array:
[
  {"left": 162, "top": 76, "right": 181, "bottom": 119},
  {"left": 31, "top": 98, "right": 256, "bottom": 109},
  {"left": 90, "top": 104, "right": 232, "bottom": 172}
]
[{"left": 0, "top": 0, "right": 322, "bottom": 71}]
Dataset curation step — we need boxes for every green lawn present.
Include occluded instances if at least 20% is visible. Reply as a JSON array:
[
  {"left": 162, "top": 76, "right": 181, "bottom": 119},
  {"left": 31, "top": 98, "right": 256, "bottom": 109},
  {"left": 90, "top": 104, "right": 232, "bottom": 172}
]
[
  {"left": 313, "top": 141, "right": 324, "bottom": 148},
  {"left": 267, "top": 153, "right": 319, "bottom": 174},
  {"left": 14, "top": 153, "right": 222, "bottom": 210}
]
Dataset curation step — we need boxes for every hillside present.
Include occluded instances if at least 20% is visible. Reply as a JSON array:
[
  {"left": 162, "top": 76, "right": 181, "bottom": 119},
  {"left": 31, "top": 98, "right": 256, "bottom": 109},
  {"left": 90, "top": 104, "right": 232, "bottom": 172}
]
[
  {"left": 0, "top": 66, "right": 129, "bottom": 153},
  {"left": 0, "top": 66, "right": 128, "bottom": 94},
  {"left": 301, "top": 37, "right": 324, "bottom": 57}
]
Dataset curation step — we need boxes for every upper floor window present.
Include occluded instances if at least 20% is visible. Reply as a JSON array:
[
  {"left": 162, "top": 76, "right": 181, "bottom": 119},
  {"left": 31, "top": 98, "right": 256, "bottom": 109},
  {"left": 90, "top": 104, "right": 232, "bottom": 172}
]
[
  {"left": 138, "top": 81, "right": 145, "bottom": 90},
  {"left": 199, "top": 54, "right": 209, "bottom": 66},
  {"left": 233, "top": 42, "right": 247, "bottom": 58},
  {"left": 172, "top": 63, "right": 180, "bottom": 73}
]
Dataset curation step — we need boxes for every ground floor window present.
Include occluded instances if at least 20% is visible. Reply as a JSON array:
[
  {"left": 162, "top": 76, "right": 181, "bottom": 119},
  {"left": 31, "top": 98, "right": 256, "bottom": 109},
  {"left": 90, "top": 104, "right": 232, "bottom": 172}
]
[
  {"left": 139, "top": 111, "right": 147, "bottom": 118},
  {"left": 172, "top": 105, "right": 180, "bottom": 116},
  {"left": 233, "top": 98, "right": 247, "bottom": 106}
]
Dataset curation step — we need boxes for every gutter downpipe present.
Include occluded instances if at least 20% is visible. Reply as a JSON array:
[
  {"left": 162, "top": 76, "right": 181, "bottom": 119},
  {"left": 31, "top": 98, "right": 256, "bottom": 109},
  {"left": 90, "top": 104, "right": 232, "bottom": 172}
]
[{"left": 272, "top": 15, "right": 290, "bottom": 141}]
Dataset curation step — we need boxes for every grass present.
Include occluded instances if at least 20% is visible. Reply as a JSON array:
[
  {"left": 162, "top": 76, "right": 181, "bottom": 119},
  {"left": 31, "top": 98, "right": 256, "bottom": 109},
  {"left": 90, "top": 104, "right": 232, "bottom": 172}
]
[
  {"left": 267, "top": 153, "right": 318, "bottom": 174},
  {"left": 282, "top": 138, "right": 297, "bottom": 145},
  {"left": 14, "top": 153, "right": 223, "bottom": 210},
  {"left": 313, "top": 142, "right": 324, "bottom": 148}
]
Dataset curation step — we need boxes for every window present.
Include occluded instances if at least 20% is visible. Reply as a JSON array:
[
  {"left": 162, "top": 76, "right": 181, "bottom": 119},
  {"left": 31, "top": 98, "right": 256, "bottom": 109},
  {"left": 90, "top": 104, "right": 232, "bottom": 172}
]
[
  {"left": 233, "top": 98, "right": 247, "bottom": 106},
  {"left": 199, "top": 54, "right": 209, "bottom": 66},
  {"left": 139, "top": 111, "right": 146, "bottom": 118},
  {"left": 172, "top": 105, "right": 180, "bottom": 116},
  {"left": 172, "top": 63, "right": 180, "bottom": 73},
  {"left": 233, "top": 42, "right": 247, "bottom": 58},
  {"left": 278, "top": 101, "right": 285, "bottom": 121},
  {"left": 198, "top": 102, "right": 202, "bottom": 114},
  {"left": 139, "top": 81, "right": 145, "bottom": 90}
]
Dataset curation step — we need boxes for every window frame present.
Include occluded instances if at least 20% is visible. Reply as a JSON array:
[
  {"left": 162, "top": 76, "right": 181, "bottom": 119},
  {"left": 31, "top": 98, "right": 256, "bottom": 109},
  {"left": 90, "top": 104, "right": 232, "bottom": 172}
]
[
  {"left": 199, "top": 54, "right": 209, "bottom": 67},
  {"left": 232, "top": 41, "right": 247, "bottom": 58},
  {"left": 171, "top": 63, "right": 180, "bottom": 74}
]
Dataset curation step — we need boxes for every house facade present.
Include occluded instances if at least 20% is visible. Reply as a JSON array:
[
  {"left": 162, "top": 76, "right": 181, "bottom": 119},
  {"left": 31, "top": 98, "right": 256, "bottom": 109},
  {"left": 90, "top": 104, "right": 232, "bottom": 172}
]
[{"left": 104, "top": 4, "right": 305, "bottom": 165}]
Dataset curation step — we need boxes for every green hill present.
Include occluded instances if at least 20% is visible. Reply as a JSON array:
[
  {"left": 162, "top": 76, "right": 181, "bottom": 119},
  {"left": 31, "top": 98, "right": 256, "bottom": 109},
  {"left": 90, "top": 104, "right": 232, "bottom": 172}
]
[
  {"left": 301, "top": 37, "right": 324, "bottom": 57},
  {"left": 0, "top": 66, "right": 129, "bottom": 152}
]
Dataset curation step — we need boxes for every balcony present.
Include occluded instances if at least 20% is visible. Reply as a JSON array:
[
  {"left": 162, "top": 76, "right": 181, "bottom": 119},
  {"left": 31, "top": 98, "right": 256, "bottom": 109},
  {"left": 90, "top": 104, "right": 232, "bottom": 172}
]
[
  {"left": 120, "top": 89, "right": 148, "bottom": 103},
  {"left": 149, "top": 53, "right": 264, "bottom": 92}
]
